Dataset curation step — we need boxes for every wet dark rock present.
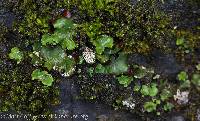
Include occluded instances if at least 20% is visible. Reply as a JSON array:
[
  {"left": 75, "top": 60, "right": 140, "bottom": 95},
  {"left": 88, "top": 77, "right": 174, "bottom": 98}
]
[
  {"left": 0, "top": 3, "right": 15, "bottom": 29},
  {"left": 0, "top": 42, "right": 8, "bottom": 59},
  {"left": 167, "top": 115, "right": 186, "bottom": 121},
  {"left": 52, "top": 77, "right": 142, "bottom": 121},
  {"left": 150, "top": 50, "right": 182, "bottom": 81},
  {"left": 161, "top": 0, "right": 200, "bottom": 29},
  {"left": 0, "top": 12, "right": 15, "bottom": 28},
  {"left": 128, "top": 54, "right": 149, "bottom": 66},
  {"left": 197, "top": 109, "right": 200, "bottom": 121},
  {"left": 128, "top": 50, "right": 182, "bottom": 81},
  {"left": 96, "top": 115, "right": 108, "bottom": 121}
]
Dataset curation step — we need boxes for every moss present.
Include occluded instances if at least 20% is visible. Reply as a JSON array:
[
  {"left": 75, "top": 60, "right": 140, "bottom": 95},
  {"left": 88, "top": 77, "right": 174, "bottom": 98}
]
[
  {"left": 176, "top": 30, "right": 200, "bottom": 49},
  {"left": 123, "top": 41, "right": 151, "bottom": 54},
  {"left": 0, "top": 24, "right": 8, "bottom": 40},
  {"left": 11, "top": 0, "right": 173, "bottom": 55},
  {"left": 0, "top": 60, "right": 60, "bottom": 115},
  {"left": 175, "top": 29, "right": 200, "bottom": 62},
  {"left": 13, "top": 1, "right": 51, "bottom": 38},
  {"left": 0, "top": 21, "right": 60, "bottom": 116},
  {"left": 126, "top": 0, "right": 172, "bottom": 52},
  {"left": 185, "top": 0, "right": 200, "bottom": 7},
  {"left": 3, "top": 0, "right": 199, "bottom": 120},
  {"left": 74, "top": 0, "right": 172, "bottom": 54}
]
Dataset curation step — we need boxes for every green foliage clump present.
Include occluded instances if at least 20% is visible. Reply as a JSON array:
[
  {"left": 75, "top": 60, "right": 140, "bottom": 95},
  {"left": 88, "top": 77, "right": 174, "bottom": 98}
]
[
  {"left": 94, "top": 53, "right": 128, "bottom": 75},
  {"left": 133, "top": 84, "right": 141, "bottom": 92},
  {"left": 177, "top": 71, "right": 190, "bottom": 88},
  {"left": 140, "top": 83, "right": 158, "bottom": 97},
  {"left": 92, "top": 35, "right": 113, "bottom": 54},
  {"left": 8, "top": 0, "right": 198, "bottom": 119},
  {"left": 107, "top": 54, "right": 128, "bottom": 75},
  {"left": 176, "top": 38, "right": 185, "bottom": 46},
  {"left": 175, "top": 30, "right": 200, "bottom": 57},
  {"left": 95, "top": 64, "right": 107, "bottom": 73},
  {"left": 160, "top": 89, "right": 172, "bottom": 101},
  {"left": 176, "top": 71, "right": 200, "bottom": 90},
  {"left": 9, "top": 47, "right": 24, "bottom": 64},
  {"left": 32, "top": 69, "right": 54, "bottom": 86},
  {"left": 31, "top": 45, "right": 75, "bottom": 76},
  {"left": 41, "top": 18, "right": 77, "bottom": 50},
  {"left": 144, "top": 99, "right": 160, "bottom": 112},
  {"left": 133, "top": 65, "right": 154, "bottom": 79},
  {"left": 144, "top": 101, "right": 157, "bottom": 112},
  {"left": 177, "top": 71, "right": 188, "bottom": 81},
  {"left": 117, "top": 75, "right": 133, "bottom": 87},
  {"left": 191, "top": 73, "right": 200, "bottom": 90},
  {"left": 53, "top": 18, "right": 74, "bottom": 30},
  {"left": 163, "top": 102, "right": 174, "bottom": 111},
  {"left": 29, "top": 18, "right": 77, "bottom": 76},
  {"left": 88, "top": 53, "right": 129, "bottom": 83}
]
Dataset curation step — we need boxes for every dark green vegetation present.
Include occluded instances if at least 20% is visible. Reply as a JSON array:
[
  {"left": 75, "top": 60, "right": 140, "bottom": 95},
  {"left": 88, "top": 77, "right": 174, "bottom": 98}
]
[{"left": 1, "top": 0, "right": 200, "bottom": 121}]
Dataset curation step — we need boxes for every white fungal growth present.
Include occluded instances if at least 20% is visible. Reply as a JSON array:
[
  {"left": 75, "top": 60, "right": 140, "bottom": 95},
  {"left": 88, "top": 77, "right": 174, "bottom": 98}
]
[
  {"left": 174, "top": 89, "right": 189, "bottom": 105},
  {"left": 82, "top": 47, "right": 95, "bottom": 64},
  {"left": 122, "top": 98, "right": 135, "bottom": 109}
]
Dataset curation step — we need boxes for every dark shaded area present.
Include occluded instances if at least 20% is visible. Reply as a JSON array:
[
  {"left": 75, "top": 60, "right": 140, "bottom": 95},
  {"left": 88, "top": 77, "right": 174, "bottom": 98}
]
[
  {"left": 150, "top": 50, "right": 182, "bottom": 81},
  {"left": 53, "top": 78, "right": 141, "bottom": 121},
  {"left": 161, "top": 0, "right": 200, "bottom": 30}
]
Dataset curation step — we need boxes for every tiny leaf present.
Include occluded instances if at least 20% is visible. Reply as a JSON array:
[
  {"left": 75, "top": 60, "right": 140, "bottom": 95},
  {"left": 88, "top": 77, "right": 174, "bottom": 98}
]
[
  {"left": 31, "top": 69, "right": 54, "bottom": 86},
  {"left": 141, "top": 85, "right": 149, "bottom": 96},
  {"left": 53, "top": 18, "right": 74, "bottom": 30},
  {"left": 144, "top": 101, "right": 157, "bottom": 112},
  {"left": 9, "top": 47, "right": 23, "bottom": 64},
  {"left": 176, "top": 38, "right": 184, "bottom": 46},
  {"left": 108, "top": 54, "right": 128, "bottom": 75},
  {"left": 149, "top": 83, "right": 158, "bottom": 97},
  {"left": 93, "top": 35, "right": 113, "bottom": 54},
  {"left": 177, "top": 71, "right": 188, "bottom": 81},
  {"left": 117, "top": 75, "right": 133, "bottom": 87}
]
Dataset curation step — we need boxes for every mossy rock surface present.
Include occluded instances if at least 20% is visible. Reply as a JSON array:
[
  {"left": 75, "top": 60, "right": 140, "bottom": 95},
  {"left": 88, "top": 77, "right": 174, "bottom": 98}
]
[{"left": 0, "top": 0, "right": 200, "bottom": 121}]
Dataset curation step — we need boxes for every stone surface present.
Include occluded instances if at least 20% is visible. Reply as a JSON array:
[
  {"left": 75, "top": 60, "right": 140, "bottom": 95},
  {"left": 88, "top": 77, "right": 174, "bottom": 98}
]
[
  {"left": 167, "top": 115, "right": 185, "bottom": 121},
  {"left": 0, "top": 0, "right": 199, "bottom": 121},
  {"left": 53, "top": 78, "right": 141, "bottom": 121},
  {"left": 150, "top": 50, "right": 182, "bottom": 80}
]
